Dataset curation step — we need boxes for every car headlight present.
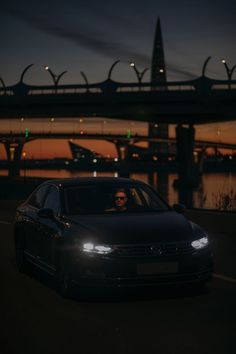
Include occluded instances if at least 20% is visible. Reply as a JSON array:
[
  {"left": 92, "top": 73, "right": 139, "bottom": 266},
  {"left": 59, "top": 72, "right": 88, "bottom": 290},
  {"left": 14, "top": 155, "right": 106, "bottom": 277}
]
[
  {"left": 190, "top": 222, "right": 209, "bottom": 250},
  {"left": 82, "top": 242, "right": 113, "bottom": 254},
  {"left": 191, "top": 237, "right": 209, "bottom": 250}
]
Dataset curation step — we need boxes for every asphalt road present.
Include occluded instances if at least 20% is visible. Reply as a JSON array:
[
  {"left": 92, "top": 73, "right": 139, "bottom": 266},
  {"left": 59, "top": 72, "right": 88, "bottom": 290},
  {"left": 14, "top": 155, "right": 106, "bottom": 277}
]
[{"left": 1, "top": 202, "right": 236, "bottom": 354}]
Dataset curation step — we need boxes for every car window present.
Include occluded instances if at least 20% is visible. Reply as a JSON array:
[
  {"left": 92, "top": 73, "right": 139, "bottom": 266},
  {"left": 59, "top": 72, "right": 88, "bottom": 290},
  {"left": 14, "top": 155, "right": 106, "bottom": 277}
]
[
  {"left": 64, "top": 184, "right": 169, "bottom": 215},
  {"left": 28, "top": 185, "right": 50, "bottom": 209},
  {"left": 130, "top": 188, "right": 143, "bottom": 206},
  {"left": 140, "top": 189, "right": 165, "bottom": 209},
  {"left": 43, "top": 186, "right": 60, "bottom": 215}
]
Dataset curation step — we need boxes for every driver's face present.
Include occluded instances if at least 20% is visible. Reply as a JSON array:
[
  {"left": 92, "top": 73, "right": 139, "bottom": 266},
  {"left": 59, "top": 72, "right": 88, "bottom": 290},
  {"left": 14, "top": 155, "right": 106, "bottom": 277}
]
[{"left": 114, "top": 192, "right": 127, "bottom": 208}]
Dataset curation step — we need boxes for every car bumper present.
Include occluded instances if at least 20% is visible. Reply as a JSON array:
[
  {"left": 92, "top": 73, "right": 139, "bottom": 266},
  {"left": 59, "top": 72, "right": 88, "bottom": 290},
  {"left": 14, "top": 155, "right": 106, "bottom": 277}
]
[
  {"left": 73, "top": 271, "right": 212, "bottom": 288},
  {"left": 69, "top": 249, "right": 213, "bottom": 288}
]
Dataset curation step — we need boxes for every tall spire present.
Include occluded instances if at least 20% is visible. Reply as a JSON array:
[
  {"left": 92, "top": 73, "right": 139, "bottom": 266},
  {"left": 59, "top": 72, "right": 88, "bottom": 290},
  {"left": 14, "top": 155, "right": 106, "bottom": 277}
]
[
  {"left": 151, "top": 17, "right": 167, "bottom": 83},
  {"left": 149, "top": 17, "right": 168, "bottom": 157}
]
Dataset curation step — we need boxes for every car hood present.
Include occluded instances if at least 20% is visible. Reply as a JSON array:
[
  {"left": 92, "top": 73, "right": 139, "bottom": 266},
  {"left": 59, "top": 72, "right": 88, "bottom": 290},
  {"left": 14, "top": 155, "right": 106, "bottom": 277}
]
[{"left": 67, "top": 211, "right": 194, "bottom": 244}]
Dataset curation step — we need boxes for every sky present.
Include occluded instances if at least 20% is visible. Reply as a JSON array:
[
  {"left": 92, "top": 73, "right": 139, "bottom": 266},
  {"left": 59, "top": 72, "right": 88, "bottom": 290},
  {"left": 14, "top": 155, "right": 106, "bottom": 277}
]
[{"left": 0, "top": 0, "right": 236, "bottom": 159}]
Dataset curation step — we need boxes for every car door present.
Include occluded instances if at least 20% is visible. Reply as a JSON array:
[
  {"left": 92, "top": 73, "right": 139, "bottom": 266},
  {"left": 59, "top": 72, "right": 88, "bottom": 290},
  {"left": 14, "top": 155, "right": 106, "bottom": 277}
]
[
  {"left": 23, "top": 184, "right": 50, "bottom": 259},
  {"left": 37, "top": 185, "right": 62, "bottom": 270}
]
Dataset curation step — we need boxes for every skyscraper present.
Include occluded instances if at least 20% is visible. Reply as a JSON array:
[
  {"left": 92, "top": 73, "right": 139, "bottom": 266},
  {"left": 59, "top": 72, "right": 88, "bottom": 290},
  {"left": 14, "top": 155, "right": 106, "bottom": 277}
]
[{"left": 149, "top": 17, "right": 168, "bottom": 156}]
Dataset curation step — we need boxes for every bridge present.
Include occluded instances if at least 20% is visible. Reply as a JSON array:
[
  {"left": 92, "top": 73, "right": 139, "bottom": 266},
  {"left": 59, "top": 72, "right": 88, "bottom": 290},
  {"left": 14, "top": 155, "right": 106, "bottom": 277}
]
[
  {"left": 1, "top": 132, "right": 236, "bottom": 150},
  {"left": 1, "top": 131, "right": 235, "bottom": 179},
  {"left": 1, "top": 76, "right": 236, "bottom": 124},
  {"left": 1, "top": 66, "right": 236, "bottom": 186}
]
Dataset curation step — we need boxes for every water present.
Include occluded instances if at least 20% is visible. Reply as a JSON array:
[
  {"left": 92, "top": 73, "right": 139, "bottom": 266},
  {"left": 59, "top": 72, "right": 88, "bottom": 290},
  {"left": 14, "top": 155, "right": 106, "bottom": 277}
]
[{"left": 0, "top": 169, "right": 236, "bottom": 210}]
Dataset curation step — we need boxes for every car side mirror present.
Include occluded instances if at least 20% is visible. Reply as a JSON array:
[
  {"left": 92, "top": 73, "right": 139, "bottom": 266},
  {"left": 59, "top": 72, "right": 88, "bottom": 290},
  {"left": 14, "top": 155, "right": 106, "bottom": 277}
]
[
  {"left": 38, "top": 208, "right": 55, "bottom": 219},
  {"left": 172, "top": 203, "right": 186, "bottom": 213}
]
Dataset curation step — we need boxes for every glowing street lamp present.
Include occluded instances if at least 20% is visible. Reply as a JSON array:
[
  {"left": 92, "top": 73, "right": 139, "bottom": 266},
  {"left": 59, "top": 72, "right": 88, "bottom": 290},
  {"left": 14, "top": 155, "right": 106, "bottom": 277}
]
[
  {"left": 129, "top": 61, "right": 149, "bottom": 85},
  {"left": 19, "top": 117, "right": 24, "bottom": 134},
  {"left": 49, "top": 117, "right": 55, "bottom": 133},
  {"left": 22, "top": 151, "right": 27, "bottom": 181},
  {"left": 221, "top": 58, "right": 236, "bottom": 89},
  {"left": 44, "top": 65, "right": 67, "bottom": 92}
]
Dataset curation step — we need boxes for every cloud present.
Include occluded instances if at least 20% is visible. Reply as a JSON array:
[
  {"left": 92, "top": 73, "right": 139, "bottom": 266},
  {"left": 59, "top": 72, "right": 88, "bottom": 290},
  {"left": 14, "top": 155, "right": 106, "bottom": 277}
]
[
  {"left": 166, "top": 62, "right": 197, "bottom": 79},
  {"left": 2, "top": 3, "right": 196, "bottom": 80},
  {"left": 2, "top": 5, "right": 149, "bottom": 62}
]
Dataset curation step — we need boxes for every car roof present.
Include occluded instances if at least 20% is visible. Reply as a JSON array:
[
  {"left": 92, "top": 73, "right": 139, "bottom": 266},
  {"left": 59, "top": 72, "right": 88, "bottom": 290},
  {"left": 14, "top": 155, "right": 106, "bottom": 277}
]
[{"left": 42, "top": 177, "right": 145, "bottom": 188}]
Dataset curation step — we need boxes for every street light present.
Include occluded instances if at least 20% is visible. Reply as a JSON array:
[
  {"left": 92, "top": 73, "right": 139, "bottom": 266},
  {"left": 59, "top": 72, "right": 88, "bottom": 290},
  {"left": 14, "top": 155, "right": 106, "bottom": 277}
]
[
  {"left": 22, "top": 151, "right": 27, "bottom": 181},
  {"left": 129, "top": 61, "right": 149, "bottom": 88},
  {"left": 221, "top": 58, "right": 236, "bottom": 89},
  {"left": 0, "top": 77, "right": 6, "bottom": 95},
  {"left": 80, "top": 71, "right": 90, "bottom": 92},
  {"left": 20, "top": 64, "right": 34, "bottom": 83},
  {"left": 20, "top": 117, "right": 24, "bottom": 134},
  {"left": 107, "top": 60, "right": 120, "bottom": 80},
  {"left": 201, "top": 56, "right": 212, "bottom": 77},
  {"left": 50, "top": 117, "right": 55, "bottom": 133},
  {"left": 44, "top": 65, "right": 67, "bottom": 92}
]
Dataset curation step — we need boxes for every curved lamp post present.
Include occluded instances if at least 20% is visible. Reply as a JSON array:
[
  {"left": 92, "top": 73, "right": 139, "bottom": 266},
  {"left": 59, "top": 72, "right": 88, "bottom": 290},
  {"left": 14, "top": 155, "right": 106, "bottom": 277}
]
[
  {"left": 44, "top": 65, "right": 67, "bottom": 93},
  {"left": 201, "top": 56, "right": 212, "bottom": 77},
  {"left": 0, "top": 77, "right": 6, "bottom": 95},
  {"left": 80, "top": 71, "right": 90, "bottom": 92},
  {"left": 129, "top": 62, "right": 149, "bottom": 89},
  {"left": 107, "top": 60, "right": 120, "bottom": 80},
  {"left": 20, "top": 64, "right": 34, "bottom": 83},
  {"left": 221, "top": 59, "right": 236, "bottom": 89}
]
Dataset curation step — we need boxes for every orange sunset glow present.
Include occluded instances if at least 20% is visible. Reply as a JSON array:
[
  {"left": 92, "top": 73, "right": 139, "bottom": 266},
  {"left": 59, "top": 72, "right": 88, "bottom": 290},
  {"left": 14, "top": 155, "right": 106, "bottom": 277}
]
[{"left": 0, "top": 120, "right": 235, "bottom": 160}]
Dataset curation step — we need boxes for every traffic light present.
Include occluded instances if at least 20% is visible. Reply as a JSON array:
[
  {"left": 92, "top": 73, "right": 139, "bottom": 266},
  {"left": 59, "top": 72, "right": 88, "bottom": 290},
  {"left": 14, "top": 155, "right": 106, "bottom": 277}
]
[
  {"left": 127, "top": 129, "right": 131, "bottom": 139},
  {"left": 25, "top": 128, "right": 29, "bottom": 139}
]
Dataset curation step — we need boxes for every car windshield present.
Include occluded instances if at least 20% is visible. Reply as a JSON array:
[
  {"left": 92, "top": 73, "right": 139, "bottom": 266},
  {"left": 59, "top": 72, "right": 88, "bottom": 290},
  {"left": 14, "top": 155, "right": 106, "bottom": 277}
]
[{"left": 64, "top": 183, "right": 169, "bottom": 215}]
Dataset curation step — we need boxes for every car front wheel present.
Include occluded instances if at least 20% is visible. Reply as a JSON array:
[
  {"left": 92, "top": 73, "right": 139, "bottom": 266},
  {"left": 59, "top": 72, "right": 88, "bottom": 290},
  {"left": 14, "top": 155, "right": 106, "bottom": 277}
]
[
  {"left": 15, "top": 238, "right": 26, "bottom": 272},
  {"left": 57, "top": 259, "right": 73, "bottom": 298}
]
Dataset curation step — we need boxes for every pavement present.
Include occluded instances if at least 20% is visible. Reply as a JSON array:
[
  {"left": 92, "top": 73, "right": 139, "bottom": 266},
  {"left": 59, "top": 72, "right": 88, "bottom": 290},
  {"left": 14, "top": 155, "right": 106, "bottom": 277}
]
[{"left": 0, "top": 201, "right": 236, "bottom": 354}]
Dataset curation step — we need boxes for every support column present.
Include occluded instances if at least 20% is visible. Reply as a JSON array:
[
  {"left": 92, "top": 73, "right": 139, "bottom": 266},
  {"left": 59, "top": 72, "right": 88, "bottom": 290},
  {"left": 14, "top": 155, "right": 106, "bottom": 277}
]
[
  {"left": 114, "top": 142, "right": 130, "bottom": 178},
  {"left": 4, "top": 141, "right": 24, "bottom": 178},
  {"left": 197, "top": 147, "right": 206, "bottom": 176},
  {"left": 148, "top": 171, "right": 168, "bottom": 200},
  {"left": 148, "top": 122, "right": 169, "bottom": 160},
  {"left": 174, "top": 125, "right": 200, "bottom": 189}
]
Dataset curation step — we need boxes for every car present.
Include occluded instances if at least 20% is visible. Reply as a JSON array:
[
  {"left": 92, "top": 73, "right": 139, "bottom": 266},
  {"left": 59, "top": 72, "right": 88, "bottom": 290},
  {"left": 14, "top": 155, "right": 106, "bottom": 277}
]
[{"left": 14, "top": 177, "right": 213, "bottom": 297}]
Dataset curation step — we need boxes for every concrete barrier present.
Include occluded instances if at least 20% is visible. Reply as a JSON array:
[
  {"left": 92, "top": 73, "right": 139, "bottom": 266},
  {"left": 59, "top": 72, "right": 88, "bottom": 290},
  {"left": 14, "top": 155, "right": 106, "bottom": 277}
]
[{"left": 185, "top": 209, "right": 236, "bottom": 234}]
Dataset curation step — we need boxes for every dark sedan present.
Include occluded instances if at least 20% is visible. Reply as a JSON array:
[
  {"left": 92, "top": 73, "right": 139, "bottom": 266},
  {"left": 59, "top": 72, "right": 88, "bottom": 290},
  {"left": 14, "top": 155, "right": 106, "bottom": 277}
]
[{"left": 14, "top": 177, "right": 213, "bottom": 297}]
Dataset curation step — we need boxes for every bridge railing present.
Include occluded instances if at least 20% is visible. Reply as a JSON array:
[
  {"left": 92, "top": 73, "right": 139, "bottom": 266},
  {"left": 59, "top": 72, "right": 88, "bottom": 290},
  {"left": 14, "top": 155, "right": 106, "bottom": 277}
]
[
  {"left": 0, "top": 77, "right": 236, "bottom": 97},
  {"left": 0, "top": 131, "right": 235, "bottom": 150}
]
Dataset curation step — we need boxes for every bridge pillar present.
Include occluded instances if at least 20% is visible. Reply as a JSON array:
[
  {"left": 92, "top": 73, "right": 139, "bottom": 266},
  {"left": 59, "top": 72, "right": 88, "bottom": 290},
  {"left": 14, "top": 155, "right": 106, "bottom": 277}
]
[
  {"left": 197, "top": 147, "right": 207, "bottom": 176},
  {"left": 174, "top": 125, "right": 200, "bottom": 189},
  {"left": 114, "top": 142, "right": 130, "bottom": 178},
  {"left": 4, "top": 141, "right": 24, "bottom": 178}
]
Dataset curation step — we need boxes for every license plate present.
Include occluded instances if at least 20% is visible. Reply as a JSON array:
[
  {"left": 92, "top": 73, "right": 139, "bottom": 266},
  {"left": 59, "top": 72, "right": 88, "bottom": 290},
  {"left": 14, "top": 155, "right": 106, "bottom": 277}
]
[{"left": 137, "top": 262, "right": 178, "bottom": 275}]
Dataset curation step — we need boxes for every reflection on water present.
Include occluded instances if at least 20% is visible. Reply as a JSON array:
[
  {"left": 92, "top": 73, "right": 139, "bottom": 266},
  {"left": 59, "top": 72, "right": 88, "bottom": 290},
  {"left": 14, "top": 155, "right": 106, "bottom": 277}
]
[{"left": 0, "top": 169, "right": 236, "bottom": 209}]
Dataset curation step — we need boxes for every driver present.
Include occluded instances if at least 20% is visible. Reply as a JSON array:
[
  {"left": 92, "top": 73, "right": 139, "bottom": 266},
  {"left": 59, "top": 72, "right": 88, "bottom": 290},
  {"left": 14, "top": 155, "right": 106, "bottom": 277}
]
[{"left": 107, "top": 189, "right": 128, "bottom": 211}]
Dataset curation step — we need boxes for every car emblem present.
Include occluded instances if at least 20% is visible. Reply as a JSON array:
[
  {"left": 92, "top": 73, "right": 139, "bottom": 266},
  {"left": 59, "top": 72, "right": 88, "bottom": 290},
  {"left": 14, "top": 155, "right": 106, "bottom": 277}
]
[{"left": 150, "top": 245, "right": 163, "bottom": 256}]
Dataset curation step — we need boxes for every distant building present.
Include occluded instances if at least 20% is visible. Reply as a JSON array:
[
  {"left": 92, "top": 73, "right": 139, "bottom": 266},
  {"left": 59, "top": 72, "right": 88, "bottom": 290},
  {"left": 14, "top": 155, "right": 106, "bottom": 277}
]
[{"left": 68, "top": 141, "right": 99, "bottom": 162}]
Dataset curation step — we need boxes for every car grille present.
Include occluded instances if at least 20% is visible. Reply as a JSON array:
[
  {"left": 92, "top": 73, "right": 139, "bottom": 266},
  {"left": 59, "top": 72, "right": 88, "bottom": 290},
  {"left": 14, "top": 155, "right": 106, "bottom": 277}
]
[{"left": 113, "top": 241, "right": 194, "bottom": 258}]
